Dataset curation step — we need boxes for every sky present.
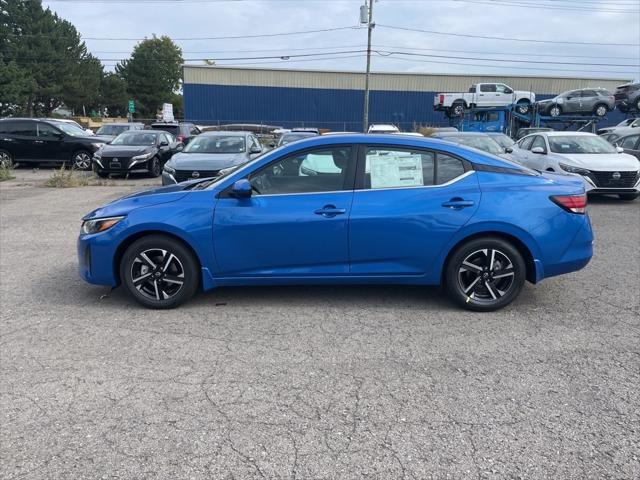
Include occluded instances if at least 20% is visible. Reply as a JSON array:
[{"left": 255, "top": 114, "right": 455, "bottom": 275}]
[{"left": 42, "top": 0, "right": 640, "bottom": 81}]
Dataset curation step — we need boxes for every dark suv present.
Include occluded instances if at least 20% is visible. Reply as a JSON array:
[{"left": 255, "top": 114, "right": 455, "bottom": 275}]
[
  {"left": 150, "top": 122, "right": 200, "bottom": 145},
  {"left": 0, "top": 118, "right": 110, "bottom": 169},
  {"left": 614, "top": 82, "right": 640, "bottom": 113}
]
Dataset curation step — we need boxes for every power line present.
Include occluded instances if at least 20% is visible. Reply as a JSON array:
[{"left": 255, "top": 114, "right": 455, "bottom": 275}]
[{"left": 378, "top": 24, "right": 640, "bottom": 46}]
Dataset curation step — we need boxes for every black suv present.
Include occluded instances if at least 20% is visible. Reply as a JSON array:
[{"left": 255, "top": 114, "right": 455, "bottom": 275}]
[
  {"left": 614, "top": 82, "right": 640, "bottom": 113},
  {"left": 0, "top": 118, "right": 110, "bottom": 169},
  {"left": 150, "top": 122, "right": 200, "bottom": 145}
]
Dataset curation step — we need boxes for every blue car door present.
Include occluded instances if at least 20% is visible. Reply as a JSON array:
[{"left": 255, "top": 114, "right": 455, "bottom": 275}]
[
  {"left": 349, "top": 145, "right": 481, "bottom": 276},
  {"left": 213, "top": 145, "right": 356, "bottom": 277}
]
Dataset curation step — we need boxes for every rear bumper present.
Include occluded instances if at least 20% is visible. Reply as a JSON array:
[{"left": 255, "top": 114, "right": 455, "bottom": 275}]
[{"left": 541, "top": 214, "right": 594, "bottom": 279}]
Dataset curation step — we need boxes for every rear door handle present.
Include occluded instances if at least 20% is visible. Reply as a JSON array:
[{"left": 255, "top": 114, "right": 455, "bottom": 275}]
[
  {"left": 34, "top": 140, "right": 44, "bottom": 144},
  {"left": 442, "top": 198, "right": 475, "bottom": 209},
  {"left": 314, "top": 205, "right": 347, "bottom": 218}
]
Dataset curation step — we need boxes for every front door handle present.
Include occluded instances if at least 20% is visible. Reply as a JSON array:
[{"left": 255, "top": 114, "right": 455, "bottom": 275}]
[
  {"left": 442, "top": 198, "right": 475, "bottom": 209},
  {"left": 314, "top": 205, "right": 347, "bottom": 218},
  {"left": 34, "top": 140, "right": 44, "bottom": 144}
]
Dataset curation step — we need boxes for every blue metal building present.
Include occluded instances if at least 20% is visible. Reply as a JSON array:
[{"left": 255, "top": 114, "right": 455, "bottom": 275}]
[{"left": 183, "top": 66, "right": 631, "bottom": 130}]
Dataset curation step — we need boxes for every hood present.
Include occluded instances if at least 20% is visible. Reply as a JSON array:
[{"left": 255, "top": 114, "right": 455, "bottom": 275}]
[
  {"left": 75, "top": 134, "right": 112, "bottom": 143},
  {"left": 554, "top": 152, "right": 640, "bottom": 171},
  {"left": 99, "top": 145, "right": 154, "bottom": 156},
  {"left": 82, "top": 183, "right": 191, "bottom": 220},
  {"left": 537, "top": 98, "right": 554, "bottom": 104},
  {"left": 166, "top": 152, "right": 247, "bottom": 170}
]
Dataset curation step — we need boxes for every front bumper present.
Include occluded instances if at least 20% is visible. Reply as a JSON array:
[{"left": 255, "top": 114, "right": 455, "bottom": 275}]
[
  {"left": 162, "top": 171, "right": 177, "bottom": 185},
  {"left": 93, "top": 156, "right": 151, "bottom": 173},
  {"left": 77, "top": 233, "right": 118, "bottom": 287}
]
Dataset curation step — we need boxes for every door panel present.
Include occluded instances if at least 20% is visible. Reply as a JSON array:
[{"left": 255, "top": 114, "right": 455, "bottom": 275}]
[
  {"left": 212, "top": 145, "right": 356, "bottom": 277},
  {"left": 35, "top": 123, "right": 66, "bottom": 161},
  {"left": 5, "top": 121, "right": 38, "bottom": 161},
  {"left": 349, "top": 147, "right": 481, "bottom": 275}
]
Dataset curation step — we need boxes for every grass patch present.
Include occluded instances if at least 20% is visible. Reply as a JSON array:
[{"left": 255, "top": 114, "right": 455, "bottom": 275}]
[
  {"left": 43, "top": 165, "right": 91, "bottom": 188},
  {"left": 0, "top": 164, "right": 15, "bottom": 182}
]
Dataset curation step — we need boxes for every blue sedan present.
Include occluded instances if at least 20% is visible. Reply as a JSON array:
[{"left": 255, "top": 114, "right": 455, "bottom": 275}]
[{"left": 78, "top": 134, "right": 593, "bottom": 311}]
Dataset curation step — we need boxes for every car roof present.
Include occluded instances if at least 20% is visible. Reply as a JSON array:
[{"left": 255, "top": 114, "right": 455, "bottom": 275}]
[
  {"left": 432, "top": 132, "right": 489, "bottom": 137},
  {"left": 543, "top": 131, "right": 597, "bottom": 136}
]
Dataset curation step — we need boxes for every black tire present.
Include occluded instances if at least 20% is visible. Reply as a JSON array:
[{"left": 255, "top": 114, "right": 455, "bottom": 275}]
[
  {"left": 516, "top": 100, "right": 531, "bottom": 115},
  {"left": 451, "top": 101, "right": 465, "bottom": 117},
  {"left": 635, "top": 98, "right": 640, "bottom": 111},
  {"left": 619, "top": 193, "right": 639, "bottom": 201},
  {"left": 96, "top": 171, "right": 110, "bottom": 179},
  {"left": 120, "top": 235, "right": 199, "bottom": 309},
  {"left": 147, "top": 157, "right": 161, "bottom": 177},
  {"left": 445, "top": 237, "right": 526, "bottom": 312},
  {"left": 0, "top": 149, "right": 13, "bottom": 169},
  {"left": 71, "top": 150, "right": 92, "bottom": 170},
  {"left": 593, "top": 104, "right": 608, "bottom": 117},
  {"left": 548, "top": 104, "right": 562, "bottom": 117}
]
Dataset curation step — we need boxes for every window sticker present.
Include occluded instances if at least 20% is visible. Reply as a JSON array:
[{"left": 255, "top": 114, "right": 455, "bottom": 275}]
[{"left": 368, "top": 153, "right": 424, "bottom": 188}]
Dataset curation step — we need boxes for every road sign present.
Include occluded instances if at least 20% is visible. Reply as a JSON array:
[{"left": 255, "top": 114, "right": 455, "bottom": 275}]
[{"left": 128, "top": 100, "right": 135, "bottom": 113}]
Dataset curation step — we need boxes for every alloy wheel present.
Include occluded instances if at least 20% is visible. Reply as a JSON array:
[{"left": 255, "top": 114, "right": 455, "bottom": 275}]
[
  {"left": 549, "top": 106, "right": 561, "bottom": 117},
  {"left": 457, "top": 248, "right": 515, "bottom": 303},
  {"left": 595, "top": 105, "right": 607, "bottom": 117},
  {"left": 0, "top": 151, "right": 12, "bottom": 168},
  {"left": 517, "top": 103, "right": 530, "bottom": 114},
  {"left": 130, "top": 248, "right": 185, "bottom": 301},
  {"left": 73, "top": 152, "right": 91, "bottom": 170}
]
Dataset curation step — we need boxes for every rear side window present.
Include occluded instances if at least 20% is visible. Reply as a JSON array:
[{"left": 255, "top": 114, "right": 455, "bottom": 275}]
[
  {"left": 364, "top": 148, "right": 466, "bottom": 189},
  {"left": 480, "top": 84, "right": 497, "bottom": 93},
  {"left": 620, "top": 135, "right": 640, "bottom": 149},
  {"left": 581, "top": 90, "right": 597, "bottom": 97},
  {"left": 10, "top": 121, "right": 37, "bottom": 136}
]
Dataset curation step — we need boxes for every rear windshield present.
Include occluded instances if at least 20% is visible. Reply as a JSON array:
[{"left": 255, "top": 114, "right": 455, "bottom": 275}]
[
  {"left": 97, "top": 125, "right": 129, "bottom": 135},
  {"left": 151, "top": 125, "right": 179, "bottom": 135}
]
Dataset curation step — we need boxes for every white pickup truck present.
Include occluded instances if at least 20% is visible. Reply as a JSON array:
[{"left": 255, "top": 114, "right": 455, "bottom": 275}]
[{"left": 434, "top": 83, "right": 536, "bottom": 117}]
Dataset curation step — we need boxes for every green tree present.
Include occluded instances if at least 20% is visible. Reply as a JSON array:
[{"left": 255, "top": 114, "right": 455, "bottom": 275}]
[
  {"left": 116, "top": 36, "right": 183, "bottom": 118},
  {"left": 99, "top": 73, "right": 129, "bottom": 117},
  {"left": 1, "top": 0, "right": 102, "bottom": 115}
]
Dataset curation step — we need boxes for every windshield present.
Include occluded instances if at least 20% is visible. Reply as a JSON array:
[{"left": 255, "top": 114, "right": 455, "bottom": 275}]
[
  {"left": 97, "top": 125, "right": 129, "bottom": 136},
  {"left": 111, "top": 132, "right": 158, "bottom": 146},
  {"left": 489, "top": 134, "right": 515, "bottom": 148},
  {"left": 548, "top": 136, "right": 616, "bottom": 154},
  {"left": 449, "top": 136, "right": 504, "bottom": 155},
  {"left": 278, "top": 133, "right": 314, "bottom": 146},
  {"left": 54, "top": 122, "right": 87, "bottom": 137},
  {"left": 184, "top": 135, "right": 246, "bottom": 154}
]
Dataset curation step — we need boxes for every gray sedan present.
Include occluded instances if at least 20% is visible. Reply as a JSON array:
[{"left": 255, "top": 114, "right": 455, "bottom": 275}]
[
  {"left": 537, "top": 88, "right": 615, "bottom": 117},
  {"left": 162, "top": 131, "right": 263, "bottom": 185}
]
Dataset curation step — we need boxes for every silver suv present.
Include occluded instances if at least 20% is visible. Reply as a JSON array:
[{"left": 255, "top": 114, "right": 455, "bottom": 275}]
[
  {"left": 614, "top": 82, "right": 640, "bottom": 113},
  {"left": 537, "top": 88, "right": 615, "bottom": 117}
]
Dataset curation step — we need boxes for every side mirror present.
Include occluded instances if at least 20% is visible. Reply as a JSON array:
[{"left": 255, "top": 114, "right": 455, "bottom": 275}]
[
  {"left": 616, "top": 146, "right": 624, "bottom": 153},
  {"left": 531, "top": 146, "right": 545, "bottom": 154},
  {"left": 174, "top": 143, "right": 184, "bottom": 151},
  {"left": 250, "top": 145, "right": 262, "bottom": 154},
  {"left": 231, "top": 179, "right": 252, "bottom": 198},
  {"left": 269, "top": 142, "right": 276, "bottom": 148},
  {"left": 159, "top": 141, "right": 169, "bottom": 147},
  {"left": 505, "top": 147, "right": 514, "bottom": 153}
]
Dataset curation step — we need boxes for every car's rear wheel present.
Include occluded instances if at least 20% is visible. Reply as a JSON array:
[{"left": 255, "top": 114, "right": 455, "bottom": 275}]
[
  {"left": 0, "top": 149, "right": 13, "bottom": 169},
  {"left": 451, "top": 101, "right": 465, "bottom": 117},
  {"left": 71, "top": 150, "right": 92, "bottom": 170},
  {"left": 120, "top": 235, "right": 199, "bottom": 309},
  {"left": 549, "top": 105, "right": 562, "bottom": 117},
  {"left": 619, "top": 193, "right": 639, "bottom": 201},
  {"left": 593, "top": 104, "right": 608, "bottom": 117},
  {"left": 445, "top": 237, "right": 526, "bottom": 312}
]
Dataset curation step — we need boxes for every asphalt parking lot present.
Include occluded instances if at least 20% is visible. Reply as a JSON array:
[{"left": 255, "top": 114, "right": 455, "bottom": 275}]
[{"left": 1, "top": 169, "right": 639, "bottom": 479}]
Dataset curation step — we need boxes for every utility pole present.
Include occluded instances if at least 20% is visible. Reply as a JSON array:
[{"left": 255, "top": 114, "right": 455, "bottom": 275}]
[{"left": 361, "top": 0, "right": 375, "bottom": 133}]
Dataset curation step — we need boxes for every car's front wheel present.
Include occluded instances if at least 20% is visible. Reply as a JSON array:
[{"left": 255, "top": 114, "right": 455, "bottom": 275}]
[
  {"left": 147, "top": 157, "right": 161, "bottom": 177},
  {"left": 0, "top": 149, "right": 13, "bottom": 169},
  {"left": 593, "top": 104, "right": 608, "bottom": 117},
  {"left": 516, "top": 100, "right": 531, "bottom": 115},
  {"left": 120, "top": 235, "right": 199, "bottom": 309},
  {"left": 445, "top": 237, "right": 526, "bottom": 312}
]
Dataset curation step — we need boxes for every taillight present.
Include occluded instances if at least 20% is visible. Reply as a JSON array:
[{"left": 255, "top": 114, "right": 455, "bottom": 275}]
[
  {"left": 550, "top": 194, "right": 587, "bottom": 214},
  {"left": 439, "top": 94, "right": 444, "bottom": 104}
]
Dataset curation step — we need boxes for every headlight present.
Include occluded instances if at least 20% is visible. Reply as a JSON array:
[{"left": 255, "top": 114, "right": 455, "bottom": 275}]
[
  {"left": 81, "top": 216, "right": 124, "bottom": 235},
  {"left": 132, "top": 152, "right": 154, "bottom": 162},
  {"left": 163, "top": 165, "right": 176, "bottom": 174},
  {"left": 559, "top": 163, "right": 590, "bottom": 175}
]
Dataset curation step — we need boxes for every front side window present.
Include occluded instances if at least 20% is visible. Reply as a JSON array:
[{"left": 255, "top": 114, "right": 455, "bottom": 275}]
[
  {"left": 519, "top": 136, "right": 535, "bottom": 150},
  {"left": 250, "top": 146, "right": 352, "bottom": 195},
  {"left": 531, "top": 136, "right": 547, "bottom": 153},
  {"left": 37, "top": 123, "right": 61, "bottom": 138},
  {"left": 495, "top": 84, "right": 512, "bottom": 94},
  {"left": 364, "top": 148, "right": 465, "bottom": 190},
  {"left": 620, "top": 135, "right": 640, "bottom": 149},
  {"left": 580, "top": 90, "right": 597, "bottom": 98}
]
